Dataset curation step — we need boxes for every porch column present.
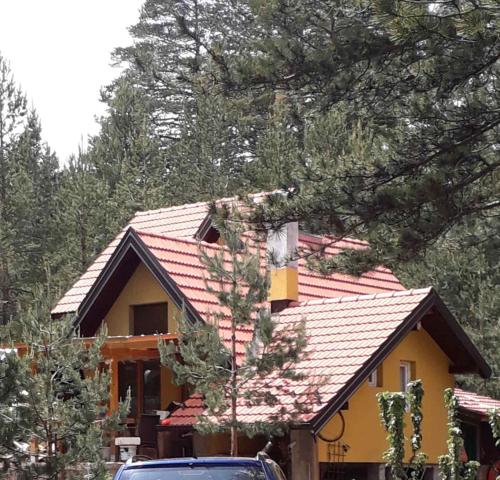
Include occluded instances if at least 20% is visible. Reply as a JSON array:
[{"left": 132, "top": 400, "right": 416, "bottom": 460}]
[
  {"left": 290, "top": 429, "right": 319, "bottom": 480},
  {"left": 367, "top": 464, "right": 386, "bottom": 480},
  {"left": 109, "top": 357, "right": 119, "bottom": 413}
]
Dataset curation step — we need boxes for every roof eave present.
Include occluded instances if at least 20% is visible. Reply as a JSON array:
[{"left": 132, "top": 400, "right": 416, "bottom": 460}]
[{"left": 431, "top": 293, "right": 491, "bottom": 379}]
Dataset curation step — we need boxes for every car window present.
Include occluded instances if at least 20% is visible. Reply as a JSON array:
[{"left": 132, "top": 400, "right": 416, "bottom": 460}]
[
  {"left": 265, "top": 461, "right": 287, "bottom": 480},
  {"left": 119, "top": 466, "right": 266, "bottom": 480}
]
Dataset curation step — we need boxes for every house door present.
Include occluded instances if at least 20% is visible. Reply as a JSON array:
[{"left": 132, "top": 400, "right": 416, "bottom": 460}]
[{"left": 118, "top": 360, "right": 162, "bottom": 419}]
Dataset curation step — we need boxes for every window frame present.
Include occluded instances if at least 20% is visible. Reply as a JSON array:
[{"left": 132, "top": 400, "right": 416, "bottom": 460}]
[{"left": 400, "top": 361, "right": 414, "bottom": 392}]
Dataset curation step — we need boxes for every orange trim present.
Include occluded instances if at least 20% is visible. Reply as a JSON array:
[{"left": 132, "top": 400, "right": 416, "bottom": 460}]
[{"left": 81, "top": 334, "right": 178, "bottom": 358}]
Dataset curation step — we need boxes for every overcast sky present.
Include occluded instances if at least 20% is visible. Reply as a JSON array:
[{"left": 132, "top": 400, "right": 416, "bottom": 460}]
[{"left": 0, "top": 0, "right": 144, "bottom": 163}]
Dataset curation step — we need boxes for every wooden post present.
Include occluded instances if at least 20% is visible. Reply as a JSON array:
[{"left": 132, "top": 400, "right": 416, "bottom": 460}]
[
  {"left": 290, "top": 429, "right": 319, "bottom": 480},
  {"left": 109, "top": 357, "right": 120, "bottom": 462},
  {"left": 109, "top": 357, "right": 119, "bottom": 413}
]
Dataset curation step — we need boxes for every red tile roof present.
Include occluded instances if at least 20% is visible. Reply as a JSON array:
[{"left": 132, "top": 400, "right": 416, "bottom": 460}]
[
  {"left": 164, "top": 289, "right": 435, "bottom": 427},
  {"left": 235, "top": 288, "right": 435, "bottom": 424},
  {"left": 455, "top": 388, "right": 500, "bottom": 418},
  {"left": 297, "top": 233, "right": 404, "bottom": 300},
  {"left": 168, "top": 394, "right": 205, "bottom": 426},
  {"left": 52, "top": 193, "right": 489, "bottom": 429},
  {"left": 118, "top": 229, "right": 403, "bottom": 353},
  {"left": 52, "top": 194, "right": 405, "bottom": 315}
]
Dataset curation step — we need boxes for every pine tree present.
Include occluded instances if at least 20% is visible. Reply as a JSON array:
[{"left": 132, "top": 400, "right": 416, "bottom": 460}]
[
  {"left": 7, "top": 111, "right": 60, "bottom": 298},
  {"left": 107, "top": 0, "right": 263, "bottom": 204},
  {"left": 160, "top": 205, "right": 309, "bottom": 456},
  {"left": 195, "top": 0, "right": 500, "bottom": 268},
  {"left": 55, "top": 149, "right": 111, "bottom": 288},
  {"left": 0, "top": 54, "right": 28, "bottom": 325},
  {"left": 90, "top": 78, "right": 167, "bottom": 231},
  {"left": 166, "top": 80, "right": 257, "bottom": 202},
  {"left": 112, "top": 0, "right": 207, "bottom": 144},
  {"left": 0, "top": 288, "right": 127, "bottom": 479}
]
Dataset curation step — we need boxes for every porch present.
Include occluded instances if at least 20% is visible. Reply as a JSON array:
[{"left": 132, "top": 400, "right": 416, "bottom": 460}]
[{"left": 84, "top": 334, "right": 182, "bottom": 459}]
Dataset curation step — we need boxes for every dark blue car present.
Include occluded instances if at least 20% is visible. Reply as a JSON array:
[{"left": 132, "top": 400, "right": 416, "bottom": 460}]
[{"left": 113, "top": 455, "right": 287, "bottom": 480}]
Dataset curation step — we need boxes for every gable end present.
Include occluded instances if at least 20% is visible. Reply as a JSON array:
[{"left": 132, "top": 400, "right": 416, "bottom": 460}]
[
  {"left": 309, "top": 290, "right": 491, "bottom": 434},
  {"left": 75, "top": 228, "right": 203, "bottom": 337}
]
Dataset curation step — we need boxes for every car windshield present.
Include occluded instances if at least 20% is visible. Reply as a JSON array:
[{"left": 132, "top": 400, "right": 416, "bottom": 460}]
[{"left": 119, "top": 466, "right": 266, "bottom": 480}]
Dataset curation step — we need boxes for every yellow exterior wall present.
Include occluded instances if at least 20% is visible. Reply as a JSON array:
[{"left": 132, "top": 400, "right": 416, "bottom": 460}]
[
  {"left": 318, "top": 329, "right": 454, "bottom": 464},
  {"left": 103, "top": 263, "right": 180, "bottom": 336}
]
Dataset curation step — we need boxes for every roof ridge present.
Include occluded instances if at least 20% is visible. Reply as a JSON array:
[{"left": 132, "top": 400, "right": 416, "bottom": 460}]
[
  {"left": 130, "top": 191, "right": 273, "bottom": 219},
  {"left": 133, "top": 228, "right": 223, "bottom": 251},
  {"left": 299, "top": 232, "right": 369, "bottom": 247},
  {"left": 287, "top": 287, "right": 433, "bottom": 308},
  {"left": 132, "top": 200, "right": 210, "bottom": 217}
]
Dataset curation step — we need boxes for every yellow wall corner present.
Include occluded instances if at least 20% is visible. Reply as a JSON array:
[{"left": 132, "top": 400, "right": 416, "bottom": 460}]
[{"left": 268, "top": 267, "right": 299, "bottom": 302}]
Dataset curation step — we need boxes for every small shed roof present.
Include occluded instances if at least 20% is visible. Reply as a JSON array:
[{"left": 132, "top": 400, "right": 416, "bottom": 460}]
[{"left": 455, "top": 388, "right": 500, "bottom": 419}]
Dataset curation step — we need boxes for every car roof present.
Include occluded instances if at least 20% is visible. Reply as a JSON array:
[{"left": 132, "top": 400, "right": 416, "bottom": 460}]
[{"left": 122, "top": 457, "right": 265, "bottom": 470}]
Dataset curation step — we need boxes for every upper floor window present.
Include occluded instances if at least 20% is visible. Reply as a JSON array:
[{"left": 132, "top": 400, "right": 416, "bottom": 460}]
[
  {"left": 133, "top": 302, "right": 168, "bottom": 335},
  {"left": 368, "top": 365, "right": 383, "bottom": 387},
  {"left": 400, "top": 361, "right": 415, "bottom": 392}
]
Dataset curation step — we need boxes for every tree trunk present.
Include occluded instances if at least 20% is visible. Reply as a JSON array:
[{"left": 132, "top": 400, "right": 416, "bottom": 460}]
[{"left": 230, "top": 280, "right": 238, "bottom": 457}]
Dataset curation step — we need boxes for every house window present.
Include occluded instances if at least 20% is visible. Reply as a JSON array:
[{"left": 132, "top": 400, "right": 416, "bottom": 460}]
[
  {"left": 368, "top": 365, "right": 383, "bottom": 387},
  {"left": 400, "top": 361, "right": 415, "bottom": 392},
  {"left": 133, "top": 302, "right": 168, "bottom": 335}
]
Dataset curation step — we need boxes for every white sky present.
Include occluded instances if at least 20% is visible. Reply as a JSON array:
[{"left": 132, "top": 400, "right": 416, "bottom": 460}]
[{"left": 0, "top": 0, "right": 144, "bottom": 163}]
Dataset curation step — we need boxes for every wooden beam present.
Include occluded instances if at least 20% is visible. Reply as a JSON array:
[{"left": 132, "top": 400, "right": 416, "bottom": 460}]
[
  {"left": 449, "top": 365, "right": 474, "bottom": 374},
  {"left": 101, "top": 348, "right": 160, "bottom": 361},
  {"left": 83, "top": 333, "right": 178, "bottom": 353}
]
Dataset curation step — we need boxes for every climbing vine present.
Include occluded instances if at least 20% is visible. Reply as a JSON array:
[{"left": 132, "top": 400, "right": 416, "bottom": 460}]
[
  {"left": 378, "top": 382, "right": 480, "bottom": 480},
  {"left": 489, "top": 409, "right": 500, "bottom": 447},
  {"left": 378, "top": 380, "right": 427, "bottom": 480},
  {"left": 438, "top": 388, "right": 479, "bottom": 480}
]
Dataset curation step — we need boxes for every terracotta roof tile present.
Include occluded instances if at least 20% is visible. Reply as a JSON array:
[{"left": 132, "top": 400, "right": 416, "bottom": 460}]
[
  {"left": 168, "top": 394, "right": 205, "bottom": 426},
  {"left": 230, "top": 289, "right": 432, "bottom": 423},
  {"left": 53, "top": 201, "right": 210, "bottom": 314},
  {"left": 455, "top": 388, "right": 500, "bottom": 418}
]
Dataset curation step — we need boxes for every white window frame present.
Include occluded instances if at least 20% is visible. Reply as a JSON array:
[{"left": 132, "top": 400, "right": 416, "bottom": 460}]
[
  {"left": 400, "top": 361, "right": 412, "bottom": 392},
  {"left": 368, "top": 369, "right": 378, "bottom": 387}
]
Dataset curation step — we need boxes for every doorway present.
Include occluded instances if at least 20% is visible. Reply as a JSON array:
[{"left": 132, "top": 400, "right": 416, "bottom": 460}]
[{"left": 118, "top": 360, "right": 162, "bottom": 420}]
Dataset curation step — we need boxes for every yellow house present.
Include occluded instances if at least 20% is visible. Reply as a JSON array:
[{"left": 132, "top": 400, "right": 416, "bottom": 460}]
[{"left": 52, "top": 194, "right": 491, "bottom": 480}]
